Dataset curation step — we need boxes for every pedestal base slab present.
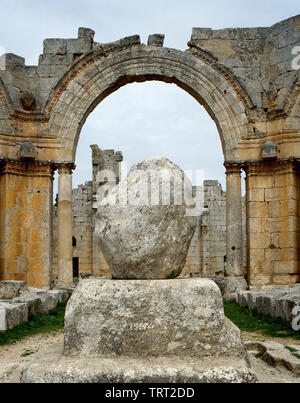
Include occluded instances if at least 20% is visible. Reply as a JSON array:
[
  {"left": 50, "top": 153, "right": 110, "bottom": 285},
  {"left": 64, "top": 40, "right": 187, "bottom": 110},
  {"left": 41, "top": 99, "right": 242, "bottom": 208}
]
[{"left": 21, "top": 342, "right": 258, "bottom": 383}]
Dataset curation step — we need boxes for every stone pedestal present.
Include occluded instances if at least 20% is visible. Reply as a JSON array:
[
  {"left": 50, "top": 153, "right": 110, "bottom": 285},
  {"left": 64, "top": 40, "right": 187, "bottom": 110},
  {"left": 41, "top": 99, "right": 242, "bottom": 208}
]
[{"left": 21, "top": 278, "right": 257, "bottom": 383}]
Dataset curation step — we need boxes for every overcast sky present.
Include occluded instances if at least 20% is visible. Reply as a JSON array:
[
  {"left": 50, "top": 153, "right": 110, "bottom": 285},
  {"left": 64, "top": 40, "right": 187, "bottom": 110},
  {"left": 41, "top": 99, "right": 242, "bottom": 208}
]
[{"left": 0, "top": 0, "right": 299, "bottom": 192}]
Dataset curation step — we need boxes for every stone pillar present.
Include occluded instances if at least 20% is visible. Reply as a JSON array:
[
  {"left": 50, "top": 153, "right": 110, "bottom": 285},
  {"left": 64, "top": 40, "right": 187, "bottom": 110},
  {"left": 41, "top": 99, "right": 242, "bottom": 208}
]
[
  {"left": 0, "top": 159, "right": 54, "bottom": 288},
  {"left": 57, "top": 164, "right": 74, "bottom": 284},
  {"left": 225, "top": 163, "right": 243, "bottom": 277}
]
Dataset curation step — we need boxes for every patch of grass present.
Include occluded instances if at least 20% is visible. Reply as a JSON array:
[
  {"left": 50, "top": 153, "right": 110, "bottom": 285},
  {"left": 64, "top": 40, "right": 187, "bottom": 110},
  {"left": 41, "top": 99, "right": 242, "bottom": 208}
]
[
  {"left": 167, "top": 271, "right": 177, "bottom": 280},
  {"left": 20, "top": 351, "right": 34, "bottom": 357},
  {"left": 285, "top": 346, "right": 298, "bottom": 353},
  {"left": 224, "top": 301, "right": 300, "bottom": 341},
  {"left": 285, "top": 346, "right": 300, "bottom": 360},
  {"left": 0, "top": 303, "right": 66, "bottom": 346}
]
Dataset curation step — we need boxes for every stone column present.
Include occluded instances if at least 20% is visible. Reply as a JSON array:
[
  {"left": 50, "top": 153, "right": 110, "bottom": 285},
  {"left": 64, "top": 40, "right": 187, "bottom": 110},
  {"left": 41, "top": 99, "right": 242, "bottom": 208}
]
[
  {"left": 225, "top": 163, "right": 243, "bottom": 277},
  {"left": 57, "top": 163, "right": 74, "bottom": 284}
]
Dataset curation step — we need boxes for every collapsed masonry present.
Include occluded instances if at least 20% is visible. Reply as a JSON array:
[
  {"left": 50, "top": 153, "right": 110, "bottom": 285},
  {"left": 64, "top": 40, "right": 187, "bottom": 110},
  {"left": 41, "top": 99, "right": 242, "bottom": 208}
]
[
  {"left": 52, "top": 146, "right": 247, "bottom": 279},
  {"left": 0, "top": 280, "right": 70, "bottom": 332}
]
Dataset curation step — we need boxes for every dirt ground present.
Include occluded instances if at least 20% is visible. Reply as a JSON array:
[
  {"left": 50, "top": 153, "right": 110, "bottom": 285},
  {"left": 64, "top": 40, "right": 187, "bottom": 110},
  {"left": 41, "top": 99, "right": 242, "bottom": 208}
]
[
  {"left": 241, "top": 332, "right": 300, "bottom": 383},
  {"left": 0, "top": 330, "right": 299, "bottom": 383},
  {"left": 0, "top": 331, "right": 63, "bottom": 383}
]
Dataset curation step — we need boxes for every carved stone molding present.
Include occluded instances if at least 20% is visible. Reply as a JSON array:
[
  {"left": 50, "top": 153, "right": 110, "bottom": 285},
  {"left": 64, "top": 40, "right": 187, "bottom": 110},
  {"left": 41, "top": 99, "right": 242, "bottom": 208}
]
[
  {"left": 243, "top": 158, "right": 299, "bottom": 176},
  {"left": 224, "top": 162, "right": 242, "bottom": 175},
  {"left": 0, "top": 158, "right": 55, "bottom": 178},
  {"left": 56, "top": 162, "right": 75, "bottom": 175}
]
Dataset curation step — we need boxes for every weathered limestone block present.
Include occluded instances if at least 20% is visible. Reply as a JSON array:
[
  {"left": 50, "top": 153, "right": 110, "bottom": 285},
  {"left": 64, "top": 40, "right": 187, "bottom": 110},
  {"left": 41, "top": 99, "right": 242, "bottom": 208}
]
[
  {"left": 21, "top": 342, "right": 258, "bottom": 383},
  {"left": 0, "top": 302, "right": 28, "bottom": 331},
  {"left": 256, "top": 294, "right": 277, "bottom": 317},
  {"left": 43, "top": 39, "right": 67, "bottom": 55},
  {"left": 78, "top": 27, "right": 95, "bottom": 41},
  {"left": 247, "top": 292, "right": 264, "bottom": 311},
  {"left": 20, "top": 141, "right": 36, "bottom": 159},
  {"left": 0, "top": 281, "right": 25, "bottom": 300},
  {"left": 223, "top": 277, "right": 248, "bottom": 302},
  {"left": 196, "top": 275, "right": 226, "bottom": 294},
  {"left": 96, "top": 158, "right": 197, "bottom": 279},
  {"left": 48, "top": 290, "right": 69, "bottom": 304},
  {"left": 236, "top": 290, "right": 250, "bottom": 307},
  {"left": 64, "top": 278, "right": 248, "bottom": 360},
  {"left": 148, "top": 34, "right": 165, "bottom": 47},
  {"left": 54, "top": 284, "right": 76, "bottom": 299},
  {"left": 284, "top": 296, "right": 300, "bottom": 323},
  {"left": 245, "top": 341, "right": 300, "bottom": 375},
  {"left": 274, "top": 295, "right": 300, "bottom": 322},
  {"left": 13, "top": 295, "right": 41, "bottom": 317},
  {"left": 197, "top": 275, "right": 247, "bottom": 301},
  {"left": 21, "top": 278, "right": 257, "bottom": 383},
  {"left": 23, "top": 288, "right": 58, "bottom": 314}
]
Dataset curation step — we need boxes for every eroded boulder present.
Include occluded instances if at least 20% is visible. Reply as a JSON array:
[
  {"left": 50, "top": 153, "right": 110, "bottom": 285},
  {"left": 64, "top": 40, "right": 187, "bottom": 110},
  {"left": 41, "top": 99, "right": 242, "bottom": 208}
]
[{"left": 95, "top": 158, "right": 197, "bottom": 279}]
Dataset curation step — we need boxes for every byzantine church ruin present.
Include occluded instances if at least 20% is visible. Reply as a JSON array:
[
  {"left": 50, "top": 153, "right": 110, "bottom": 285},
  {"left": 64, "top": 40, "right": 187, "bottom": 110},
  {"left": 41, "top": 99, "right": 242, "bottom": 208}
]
[{"left": 0, "top": 16, "right": 300, "bottom": 288}]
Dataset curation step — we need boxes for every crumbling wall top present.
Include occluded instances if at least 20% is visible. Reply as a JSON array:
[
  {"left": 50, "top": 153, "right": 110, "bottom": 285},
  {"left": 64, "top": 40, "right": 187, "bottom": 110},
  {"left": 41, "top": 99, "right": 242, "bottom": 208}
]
[{"left": 189, "top": 15, "right": 300, "bottom": 117}]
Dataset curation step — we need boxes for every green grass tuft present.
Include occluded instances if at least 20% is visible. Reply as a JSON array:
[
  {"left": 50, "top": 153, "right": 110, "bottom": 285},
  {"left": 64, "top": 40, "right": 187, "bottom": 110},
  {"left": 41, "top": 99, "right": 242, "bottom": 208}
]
[
  {"left": 166, "top": 271, "right": 177, "bottom": 280},
  {"left": 20, "top": 351, "right": 34, "bottom": 357},
  {"left": 0, "top": 303, "right": 66, "bottom": 346},
  {"left": 224, "top": 301, "right": 300, "bottom": 341},
  {"left": 285, "top": 346, "right": 298, "bottom": 353}
]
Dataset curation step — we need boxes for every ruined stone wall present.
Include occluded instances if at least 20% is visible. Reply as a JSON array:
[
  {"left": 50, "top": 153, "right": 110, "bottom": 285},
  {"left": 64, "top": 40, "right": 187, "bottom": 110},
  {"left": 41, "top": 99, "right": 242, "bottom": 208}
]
[
  {"left": 200, "top": 181, "right": 227, "bottom": 276},
  {"left": 190, "top": 16, "right": 300, "bottom": 143},
  {"left": 72, "top": 182, "right": 94, "bottom": 275},
  {"left": 53, "top": 147, "right": 122, "bottom": 280},
  {"left": 182, "top": 180, "right": 246, "bottom": 278},
  {"left": 181, "top": 186, "right": 202, "bottom": 277},
  {"left": 90, "top": 146, "right": 123, "bottom": 207},
  {"left": 91, "top": 146, "right": 123, "bottom": 277}
]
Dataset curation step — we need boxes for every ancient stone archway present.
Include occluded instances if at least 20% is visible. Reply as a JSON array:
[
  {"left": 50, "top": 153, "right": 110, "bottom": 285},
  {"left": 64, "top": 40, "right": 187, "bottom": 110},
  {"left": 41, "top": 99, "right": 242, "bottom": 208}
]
[
  {"left": 0, "top": 16, "right": 299, "bottom": 288},
  {"left": 45, "top": 35, "right": 250, "bottom": 283}
]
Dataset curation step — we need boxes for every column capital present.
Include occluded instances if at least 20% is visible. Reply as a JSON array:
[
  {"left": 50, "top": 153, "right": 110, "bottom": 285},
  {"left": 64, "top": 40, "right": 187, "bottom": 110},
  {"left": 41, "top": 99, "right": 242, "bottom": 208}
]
[
  {"left": 224, "top": 161, "right": 242, "bottom": 175},
  {"left": 242, "top": 158, "right": 299, "bottom": 176},
  {"left": 0, "top": 158, "right": 55, "bottom": 178},
  {"left": 56, "top": 162, "right": 75, "bottom": 175}
]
